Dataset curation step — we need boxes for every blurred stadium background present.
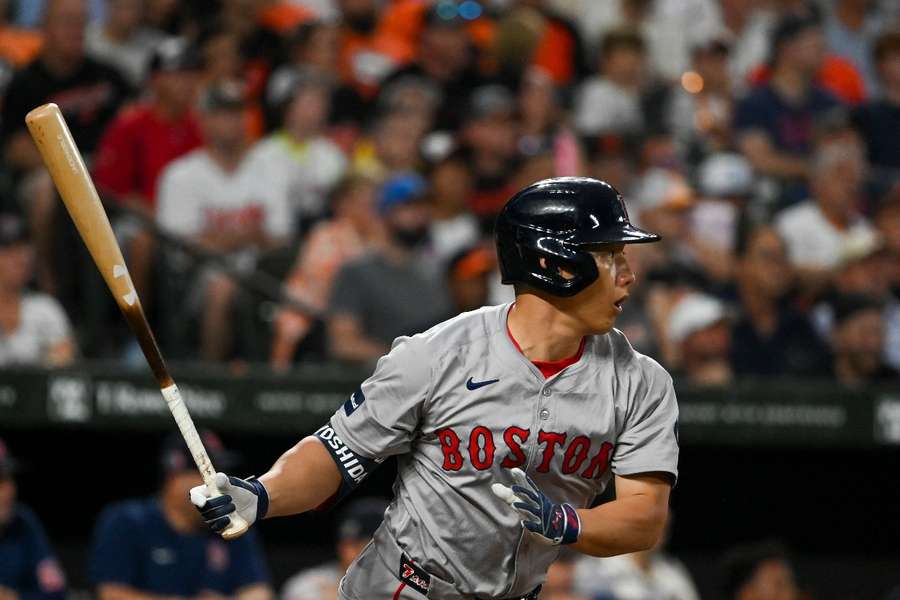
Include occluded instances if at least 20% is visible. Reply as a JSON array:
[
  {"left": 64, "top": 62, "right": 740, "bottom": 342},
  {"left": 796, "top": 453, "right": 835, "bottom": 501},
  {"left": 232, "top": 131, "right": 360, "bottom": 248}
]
[{"left": 0, "top": 0, "right": 899, "bottom": 598}]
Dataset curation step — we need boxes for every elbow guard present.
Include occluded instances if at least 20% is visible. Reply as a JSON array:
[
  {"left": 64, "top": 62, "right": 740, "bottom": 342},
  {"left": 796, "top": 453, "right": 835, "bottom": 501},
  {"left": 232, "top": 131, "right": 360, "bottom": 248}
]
[{"left": 314, "top": 423, "right": 382, "bottom": 504}]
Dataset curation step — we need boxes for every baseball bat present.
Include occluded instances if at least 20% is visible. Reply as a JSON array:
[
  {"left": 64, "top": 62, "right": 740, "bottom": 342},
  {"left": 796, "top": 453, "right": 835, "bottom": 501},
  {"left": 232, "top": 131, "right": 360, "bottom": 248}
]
[{"left": 25, "top": 103, "right": 248, "bottom": 539}]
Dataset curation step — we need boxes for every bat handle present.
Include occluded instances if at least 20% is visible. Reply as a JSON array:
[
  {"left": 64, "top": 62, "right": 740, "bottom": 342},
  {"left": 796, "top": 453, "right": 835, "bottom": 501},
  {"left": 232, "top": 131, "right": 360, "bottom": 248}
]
[{"left": 160, "top": 384, "right": 250, "bottom": 539}]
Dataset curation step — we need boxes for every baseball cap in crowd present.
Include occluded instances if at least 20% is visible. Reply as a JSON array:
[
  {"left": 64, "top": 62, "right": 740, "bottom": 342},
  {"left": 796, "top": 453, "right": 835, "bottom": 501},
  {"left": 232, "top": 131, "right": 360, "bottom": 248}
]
[
  {"left": 0, "top": 213, "right": 28, "bottom": 247},
  {"left": 159, "top": 429, "right": 238, "bottom": 477},
  {"left": 697, "top": 153, "right": 753, "bottom": 199},
  {"left": 148, "top": 37, "right": 201, "bottom": 74},
  {"left": 336, "top": 497, "right": 389, "bottom": 541},
  {"left": 0, "top": 437, "right": 19, "bottom": 479},
  {"left": 668, "top": 293, "right": 729, "bottom": 343},
  {"left": 447, "top": 246, "right": 495, "bottom": 282},
  {"left": 377, "top": 173, "right": 428, "bottom": 215},
  {"left": 266, "top": 66, "right": 332, "bottom": 110},
  {"left": 198, "top": 81, "right": 246, "bottom": 113},
  {"left": 633, "top": 169, "right": 695, "bottom": 211},
  {"left": 465, "top": 84, "right": 515, "bottom": 122}
]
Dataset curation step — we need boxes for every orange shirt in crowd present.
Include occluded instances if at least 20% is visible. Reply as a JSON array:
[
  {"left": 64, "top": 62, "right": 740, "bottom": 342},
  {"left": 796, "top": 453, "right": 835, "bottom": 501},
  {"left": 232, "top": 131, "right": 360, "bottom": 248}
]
[
  {"left": 272, "top": 219, "right": 371, "bottom": 364},
  {"left": 0, "top": 27, "right": 43, "bottom": 67},
  {"left": 749, "top": 54, "right": 866, "bottom": 105}
]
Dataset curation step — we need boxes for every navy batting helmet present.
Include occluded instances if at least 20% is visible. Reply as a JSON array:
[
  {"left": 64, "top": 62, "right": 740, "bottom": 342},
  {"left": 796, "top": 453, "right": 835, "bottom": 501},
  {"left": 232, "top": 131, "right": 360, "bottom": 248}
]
[{"left": 495, "top": 177, "right": 660, "bottom": 297}]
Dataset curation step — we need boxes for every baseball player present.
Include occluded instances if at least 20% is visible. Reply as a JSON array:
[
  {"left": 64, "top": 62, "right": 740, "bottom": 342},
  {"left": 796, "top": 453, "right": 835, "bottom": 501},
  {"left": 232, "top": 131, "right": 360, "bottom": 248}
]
[{"left": 191, "top": 178, "right": 679, "bottom": 600}]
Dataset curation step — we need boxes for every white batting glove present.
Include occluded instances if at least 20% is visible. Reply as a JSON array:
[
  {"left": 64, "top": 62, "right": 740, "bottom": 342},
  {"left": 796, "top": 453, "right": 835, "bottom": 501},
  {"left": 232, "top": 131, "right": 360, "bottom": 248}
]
[
  {"left": 492, "top": 468, "right": 581, "bottom": 545},
  {"left": 189, "top": 472, "right": 269, "bottom": 534}
]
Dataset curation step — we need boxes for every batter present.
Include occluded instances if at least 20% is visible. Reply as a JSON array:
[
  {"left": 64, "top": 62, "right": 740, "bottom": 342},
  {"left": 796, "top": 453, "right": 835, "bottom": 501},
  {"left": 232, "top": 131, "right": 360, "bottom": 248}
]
[{"left": 191, "top": 177, "right": 680, "bottom": 600}]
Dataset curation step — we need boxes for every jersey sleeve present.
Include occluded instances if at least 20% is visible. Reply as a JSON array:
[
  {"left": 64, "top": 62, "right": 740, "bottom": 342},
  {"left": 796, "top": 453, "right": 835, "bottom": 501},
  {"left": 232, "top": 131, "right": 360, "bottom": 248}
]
[
  {"left": 327, "top": 334, "right": 432, "bottom": 462},
  {"left": 88, "top": 505, "right": 142, "bottom": 587},
  {"left": 224, "top": 530, "right": 270, "bottom": 592},
  {"left": 611, "top": 360, "right": 679, "bottom": 484}
]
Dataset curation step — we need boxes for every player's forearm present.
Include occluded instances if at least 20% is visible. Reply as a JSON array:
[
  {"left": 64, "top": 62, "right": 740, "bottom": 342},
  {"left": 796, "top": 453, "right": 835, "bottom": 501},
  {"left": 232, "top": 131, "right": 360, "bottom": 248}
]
[
  {"left": 233, "top": 583, "right": 272, "bottom": 600},
  {"left": 257, "top": 436, "right": 342, "bottom": 518},
  {"left": 97, "top": 584, "right": 179, "bottom": 600},
  {"left": 572, "top": 494, "right": 668, "bottom": 557}
]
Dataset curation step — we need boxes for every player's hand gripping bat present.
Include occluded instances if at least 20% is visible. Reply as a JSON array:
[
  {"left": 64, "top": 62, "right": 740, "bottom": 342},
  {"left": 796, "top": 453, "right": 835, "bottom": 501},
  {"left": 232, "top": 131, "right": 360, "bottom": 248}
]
[{"left": 25, "top": 103, "right": 249, "bottom": 539}]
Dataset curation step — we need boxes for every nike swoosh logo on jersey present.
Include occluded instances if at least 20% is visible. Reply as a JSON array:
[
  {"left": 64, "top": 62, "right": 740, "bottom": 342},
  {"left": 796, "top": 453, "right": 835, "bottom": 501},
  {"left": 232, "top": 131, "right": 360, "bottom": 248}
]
[{"left": 466, "top": 377, "right": 500, "bottom": 390}]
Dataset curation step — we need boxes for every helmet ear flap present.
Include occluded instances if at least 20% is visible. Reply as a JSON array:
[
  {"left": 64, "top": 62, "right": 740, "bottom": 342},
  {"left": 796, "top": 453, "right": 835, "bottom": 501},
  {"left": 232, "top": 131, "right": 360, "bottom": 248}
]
[{"left": 517, "top": 233, "right": 599, "bottom": 297}]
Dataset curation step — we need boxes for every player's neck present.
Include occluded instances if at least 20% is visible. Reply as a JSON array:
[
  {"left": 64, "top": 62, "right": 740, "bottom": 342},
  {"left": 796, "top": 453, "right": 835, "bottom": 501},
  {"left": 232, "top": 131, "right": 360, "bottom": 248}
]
[{"left": 507, "top": 298, "right": 585, "bottom": 362}]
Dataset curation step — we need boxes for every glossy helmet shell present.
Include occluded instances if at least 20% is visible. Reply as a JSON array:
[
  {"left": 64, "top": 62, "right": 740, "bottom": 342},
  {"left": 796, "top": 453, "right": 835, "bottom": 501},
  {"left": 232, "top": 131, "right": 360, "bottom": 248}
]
[{"left": 495, "top": 177, "right": 660, "bottom": 297}]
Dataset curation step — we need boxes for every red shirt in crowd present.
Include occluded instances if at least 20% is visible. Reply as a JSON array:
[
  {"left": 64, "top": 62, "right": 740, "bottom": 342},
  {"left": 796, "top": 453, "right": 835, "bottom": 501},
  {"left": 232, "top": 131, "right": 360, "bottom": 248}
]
[{"left": 92, "top": 103, "right": 203, "bottom": 210}]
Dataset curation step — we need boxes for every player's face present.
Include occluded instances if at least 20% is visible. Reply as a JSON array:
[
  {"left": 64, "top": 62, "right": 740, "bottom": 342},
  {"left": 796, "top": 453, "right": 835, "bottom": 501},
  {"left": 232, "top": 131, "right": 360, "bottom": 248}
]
[{"left": 566, "top": 244, "right": 635, "bottom": 334}]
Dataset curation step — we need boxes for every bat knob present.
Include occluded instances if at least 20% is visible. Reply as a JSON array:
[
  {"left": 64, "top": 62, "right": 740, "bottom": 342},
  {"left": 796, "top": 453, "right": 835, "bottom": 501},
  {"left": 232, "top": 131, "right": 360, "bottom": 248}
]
[{"left": 221, "top": 513, "right": 250, "bottom": 540}]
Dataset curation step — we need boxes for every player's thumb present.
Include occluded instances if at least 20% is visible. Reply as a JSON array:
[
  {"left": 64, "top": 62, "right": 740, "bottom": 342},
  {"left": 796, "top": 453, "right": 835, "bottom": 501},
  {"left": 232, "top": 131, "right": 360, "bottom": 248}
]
[
  {"left": 214, "top": 472, "right": 230, "bottom": 490},
  {"left": 189, "top": 485, "right": 210, "bottom": 508},
  {"left": 491, "top": 483, "right": 516, "bottom": 505}
]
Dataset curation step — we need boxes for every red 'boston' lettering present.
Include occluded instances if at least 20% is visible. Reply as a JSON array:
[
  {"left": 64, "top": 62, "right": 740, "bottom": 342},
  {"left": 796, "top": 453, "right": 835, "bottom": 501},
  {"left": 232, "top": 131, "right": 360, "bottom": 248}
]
[
  {"left": 562, "top": 435, "right": 591, "bottom": 474},
  {"left": 468, "top": 426, "right": 495, "bottom": 470},
  {"left": 536, "top": 431, "right": 567, "bottom": 473},
  {"left": 437, "top": 428, "right": 463, "bottom": 471},
  {"left": 581, "top": 441, "right": 614, "bottom": 479},
  {"left": 500, "top": 426, "right": 530, "bottom": 468}
]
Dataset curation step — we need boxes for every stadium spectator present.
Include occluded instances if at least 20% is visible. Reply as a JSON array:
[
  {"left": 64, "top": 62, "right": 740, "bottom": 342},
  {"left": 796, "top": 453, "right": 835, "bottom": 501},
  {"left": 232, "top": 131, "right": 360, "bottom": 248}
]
[
  {"left": 730, "top": 224, "right": 830, "bottom": 377},
  {"left": 85, "top": 0, "right": 165, "bottom": 87},
  {"left": 852, "top": 30, "right": 900, "bottom": 175},
  {"left": 93, "top": 38, "right": 203, "bottom": 214},
  {"left": 271, "top": 175, "right": 382, "bottom": 369},
  {"left": 0, "top": 0, "right": 131, "bottom": 173},
  {"left": 427, "top": 154, "right": 479, "bottom": 263},
  {"left": 351, "top": 108, "right": 427, "bottom": 180},
  {"left": 716, "top": 1, "right": 776, "bottom": 90},
  {"left": 775, "top": 144, "right": 877, "bottom": 287},
  {"left": 249, "top": 69, "right": 347, "bottom": 235},
  {"left": 89, "top": 432, "right": 272, "bottom": 600},
  {"left": 517, "top": 66, "right": 583, "bottom": 176},
  {"left": 0, "top": 214, "right": 75, "bottom": 367},
  {"left": 381, "top": 4, "right": 484, "bottom": 131},
  {"left": 281, "top": 498, "right": 388, "bottom": 600},
  {"left": 444, "top": 245, "right": 495, "bottom": 318},
  {"left": 734, "top": 14, "right": 842, "bottom": 206},
  {"left": 328, "top": 173, "right": 449, "bottom": 363},
  {"left": 829, "top": 293, "right": 899, "bottom": 385},
  {"left": 460, "top": 84, "right": 521, "bottom": 220},
  {"left": 876, "top": 193, "right": 900, "bottom": 370},
  {"left": 573, "top": 513, "right": 699, "bottom": 600},
  {"left": 824, "top": 0, "right": 883, "bottom": 94},
  {"left": 540, "top": 549, "right": 587, "bottom": 600},
  {"left": 668, "top": 292, "right": 733, "bottom": 386},
  {"left": 691, "top": 153, "right": 756, "bottom": 258},
  {"left": 668, "top": 37, "right": 736, "bottom": 157},
  {"left": 0, "top": 437, "right": 66, "bottom": 600},
  {"left": 157, "top": 83, "right": 291, "bottom": 361},
  {"left": 574, "top": 28, "right": 648, "bottom": 137},
  {"left": 721, "top": 540, "right": 799, "bottom": 600}
]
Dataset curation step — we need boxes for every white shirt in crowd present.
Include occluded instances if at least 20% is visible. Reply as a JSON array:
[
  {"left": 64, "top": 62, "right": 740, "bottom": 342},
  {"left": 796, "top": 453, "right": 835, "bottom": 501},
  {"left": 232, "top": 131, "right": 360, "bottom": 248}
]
[
  {"left": 0, "top": 294, "right": 73, "bottom": 366},
  {"left": 574, "top": 77, "right": 643, "bottom": 136},
  {"left": 775, "top": 201, "right": 878, "bottom": 270},
  {"left": 157, "top": 149, "right": 292, "bottom": 241},
  {"left": 244, "top": 132, "right": 347, "bottom": 229},
  {"left": 573, "top": 553, "right": 700, "bottom": 600}
]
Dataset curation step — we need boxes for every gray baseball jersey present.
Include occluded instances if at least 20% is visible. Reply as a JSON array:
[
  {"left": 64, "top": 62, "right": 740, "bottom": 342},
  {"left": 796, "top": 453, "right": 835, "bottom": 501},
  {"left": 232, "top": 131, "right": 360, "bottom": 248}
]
[{"left": 320, "top": 303, "right": 679, "bottom": 598}]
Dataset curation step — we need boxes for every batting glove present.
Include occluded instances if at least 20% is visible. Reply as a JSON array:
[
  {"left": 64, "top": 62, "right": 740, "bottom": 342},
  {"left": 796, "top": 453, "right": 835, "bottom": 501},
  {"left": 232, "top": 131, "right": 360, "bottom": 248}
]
[
  {"left": 189, "top": 472, "right": 269, "bottom": 534},
  {"left": 491, "top": 468, "right": 581, "bottom": 545}
]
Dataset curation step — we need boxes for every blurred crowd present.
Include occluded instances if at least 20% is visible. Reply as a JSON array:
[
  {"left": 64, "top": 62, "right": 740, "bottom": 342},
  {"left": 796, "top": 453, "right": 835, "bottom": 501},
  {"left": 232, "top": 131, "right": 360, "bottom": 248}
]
[
  {"left": 1, "top": 432, "right": 821, "bottom": 600},
  {"left": 0, "top": 0, "right": 897, "bottom": 388}
]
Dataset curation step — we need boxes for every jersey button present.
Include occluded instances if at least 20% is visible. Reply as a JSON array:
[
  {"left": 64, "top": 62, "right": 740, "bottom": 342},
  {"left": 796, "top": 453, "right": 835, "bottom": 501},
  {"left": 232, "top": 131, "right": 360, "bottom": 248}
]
[
  {"left": 542, "top": 389, "right": 552, "bottom": 397},
  {"left": 539, "top": 408, "right": 550, "bottom": 420}
]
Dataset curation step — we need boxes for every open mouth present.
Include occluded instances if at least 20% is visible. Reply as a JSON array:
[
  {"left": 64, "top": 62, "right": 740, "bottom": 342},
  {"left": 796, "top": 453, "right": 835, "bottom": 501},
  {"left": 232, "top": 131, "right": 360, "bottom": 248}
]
[{"left": 613, "top": 295, "right": 629, "bottom": 313}]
